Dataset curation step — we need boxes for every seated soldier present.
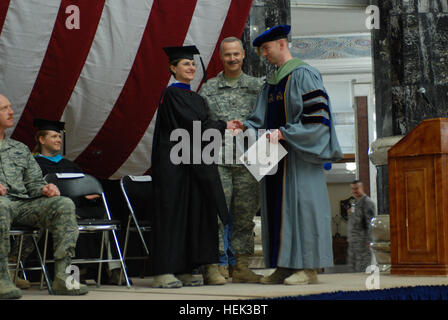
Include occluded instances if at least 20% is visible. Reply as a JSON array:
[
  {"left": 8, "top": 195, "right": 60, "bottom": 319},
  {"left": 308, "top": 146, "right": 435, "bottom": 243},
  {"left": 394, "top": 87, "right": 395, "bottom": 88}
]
[{"left": 0, "top": 94, "right": 88, "bottom": 299}]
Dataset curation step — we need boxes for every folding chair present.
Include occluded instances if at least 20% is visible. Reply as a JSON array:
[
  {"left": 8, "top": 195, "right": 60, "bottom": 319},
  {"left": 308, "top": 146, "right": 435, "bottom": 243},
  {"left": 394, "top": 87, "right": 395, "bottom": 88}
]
[
  {"left": 119, "top": 175, "right": 152, "bottom": 281},
  {"left": 43, "top": 173, "right": 131, "bottom": 288},
  {"left": 8, "top": 225, "right": 53, "bottom": 294}
]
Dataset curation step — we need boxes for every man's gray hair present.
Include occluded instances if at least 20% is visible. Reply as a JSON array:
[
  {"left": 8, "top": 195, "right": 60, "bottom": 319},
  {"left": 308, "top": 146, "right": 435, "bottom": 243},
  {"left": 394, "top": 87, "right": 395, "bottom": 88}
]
[{"left": 219, "top": 37, "right": 244, "bottom": 53}]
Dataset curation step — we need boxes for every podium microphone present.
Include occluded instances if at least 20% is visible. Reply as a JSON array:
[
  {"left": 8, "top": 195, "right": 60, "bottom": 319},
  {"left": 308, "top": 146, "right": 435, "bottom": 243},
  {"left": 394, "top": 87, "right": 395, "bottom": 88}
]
[{"left": 418, "top": 87, "right": 433, "bottom": 108}]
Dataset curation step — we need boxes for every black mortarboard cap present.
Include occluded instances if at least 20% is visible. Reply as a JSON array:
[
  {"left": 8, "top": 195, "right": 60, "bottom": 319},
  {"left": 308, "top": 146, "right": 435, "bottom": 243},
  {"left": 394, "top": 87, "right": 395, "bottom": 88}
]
[
  {"left": 33, "top": 118, "right": 65, "bottom": 132},
  {"left": 162, "top": 45, "right": 208, "bottom": 83},
  {"left": 253, "top": 24, "right": 291, "bottom": 47},
  {"left": 163, "top": 45, "right": 200, "bottom": 63}
]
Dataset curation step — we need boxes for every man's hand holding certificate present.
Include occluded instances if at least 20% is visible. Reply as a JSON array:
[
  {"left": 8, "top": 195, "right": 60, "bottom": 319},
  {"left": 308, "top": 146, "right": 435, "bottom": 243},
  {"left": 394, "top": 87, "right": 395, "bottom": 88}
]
[{"left": 239, "top": 129, "right": 288, "bottom": 182}]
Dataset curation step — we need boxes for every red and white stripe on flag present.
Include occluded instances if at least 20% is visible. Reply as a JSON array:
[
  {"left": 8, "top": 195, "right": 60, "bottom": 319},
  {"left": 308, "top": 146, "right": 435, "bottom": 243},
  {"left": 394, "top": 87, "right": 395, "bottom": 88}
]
[{"left": 0, "top": 0, "right": 253, "bottom": 179}]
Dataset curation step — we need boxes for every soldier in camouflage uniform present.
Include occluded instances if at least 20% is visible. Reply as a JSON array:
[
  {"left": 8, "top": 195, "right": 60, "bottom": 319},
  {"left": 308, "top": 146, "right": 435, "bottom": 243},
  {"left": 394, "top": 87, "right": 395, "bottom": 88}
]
[
  {"left": 199, "top": 37, "right": 264, "bottom": 284},
  {"left": 0, "top": 94, "right": 87, "bottom": 299},
  {"left": 347, "top": 180, "right": 377, "bottom": 272}
]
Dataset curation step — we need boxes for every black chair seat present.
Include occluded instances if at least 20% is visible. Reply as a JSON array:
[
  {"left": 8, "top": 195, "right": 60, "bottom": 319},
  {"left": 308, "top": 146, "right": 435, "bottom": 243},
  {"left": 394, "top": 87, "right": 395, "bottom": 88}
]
[{"left": 77, "top": 219, "right": 122, "bottom": 226}]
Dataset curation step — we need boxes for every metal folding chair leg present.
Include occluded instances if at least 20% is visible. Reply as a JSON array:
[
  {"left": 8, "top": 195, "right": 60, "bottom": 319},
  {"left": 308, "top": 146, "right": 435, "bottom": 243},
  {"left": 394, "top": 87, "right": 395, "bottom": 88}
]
[
  {"left": 96, "top": 231, "right": 106, "bottom": 287},
  {"left": 119, "top": 215, "right": 149, "bottom": 285},
  {"left": 9, "top": 228, "right": 51, "bottom": 293},
  {"left": 19, "top": 260, "right": 28, "bottom": 281},
  {"left": 12, "top": 234, "right": 24, "bottom": 284},
  {"left": 122, "top": 216, "right": 132, "bottom": 264},
  {"left": 40, "top": 230, "right": 49, "bottom": 291},
  {"left": 110, "top": 228, "right": 131, "bottom": 287},
  {"left": 119, "top": 216, "right": 132, "bottom": 285},
  {"left": 32, "top": 234, "right": 53, "bottom": 294}
]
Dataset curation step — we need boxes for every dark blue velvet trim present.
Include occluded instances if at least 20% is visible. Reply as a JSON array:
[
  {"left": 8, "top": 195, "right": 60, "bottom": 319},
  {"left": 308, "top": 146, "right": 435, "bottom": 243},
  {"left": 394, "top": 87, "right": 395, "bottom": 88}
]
[
  {"left": 302, "top": 89, "right": 329, "bottom": 103},
  {"left": 301, "top": 115, "right": 331, "bottom": 127},
  {"left": 303, "top": 102, "right": 330, "bottom": 116},
  {"left": 170, "top": 82, "right": 191, "bottom": 90}
]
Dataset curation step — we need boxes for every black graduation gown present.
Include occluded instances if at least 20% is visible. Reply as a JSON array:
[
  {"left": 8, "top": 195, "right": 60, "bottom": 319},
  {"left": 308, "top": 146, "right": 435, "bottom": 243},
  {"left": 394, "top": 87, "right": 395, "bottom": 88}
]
[
  {"left": 150, "top": 85, "right": 229, "bottom": 275},
  {"left": 35, "top": 156, "right": 105, "bottom": 219},
  {"left": 35, "top": 156, "right": 83, "bottom": 177}
]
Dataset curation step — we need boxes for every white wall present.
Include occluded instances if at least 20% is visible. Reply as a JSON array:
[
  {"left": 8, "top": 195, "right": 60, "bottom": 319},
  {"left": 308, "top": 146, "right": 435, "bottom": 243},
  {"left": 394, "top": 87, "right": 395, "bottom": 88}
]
[{"left": 291, "top": 2, "right": 370, "bottom": 36}]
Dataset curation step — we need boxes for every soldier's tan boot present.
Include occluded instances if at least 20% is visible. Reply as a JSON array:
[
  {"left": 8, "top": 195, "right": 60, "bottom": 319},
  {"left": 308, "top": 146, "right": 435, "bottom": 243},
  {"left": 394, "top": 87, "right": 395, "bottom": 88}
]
[
  {"left": 232, "top": 255, "right": 262, "bottom": 283},
  {"left": 260, "top": 267, "right": 293, "bottom": 284},
  {"left": 201, "top": 264, "right": 226, "bottom": 285},
  {"left": 0, "top": 280, "right": 22, "bottom": 299},
  {"left": 9, "top": 270, "right": 31, "bottom": 289},
  {"left": 8, "top": 256, "right": 31, "bottom": 289},
  {"left": 0, "top": 259, "right": 22, "bottom": 299},
  {"left": 52, "top": 257, "right": 88, "bottom": 295},
  {"left": 284, "top": 269, "right": 319, "bottom": 285},
  {"left": 218, "top": 265, "right": 229, "bottom": 279}
]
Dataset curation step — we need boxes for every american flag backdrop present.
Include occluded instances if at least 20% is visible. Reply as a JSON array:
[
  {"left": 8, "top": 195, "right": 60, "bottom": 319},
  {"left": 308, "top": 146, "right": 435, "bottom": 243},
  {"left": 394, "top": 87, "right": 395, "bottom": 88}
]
[{"left": 0, "top": 0, "right": 253, "bottom": 179}]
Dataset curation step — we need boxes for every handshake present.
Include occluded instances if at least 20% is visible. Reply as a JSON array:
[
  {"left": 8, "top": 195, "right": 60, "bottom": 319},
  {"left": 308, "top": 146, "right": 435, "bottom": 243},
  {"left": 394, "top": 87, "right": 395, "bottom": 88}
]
[
  {"left": 225, "top": 119, "right": 284, "bottom": 143},
  {"left": 226, "top": 119, "right": 244, "bottom": 133}
]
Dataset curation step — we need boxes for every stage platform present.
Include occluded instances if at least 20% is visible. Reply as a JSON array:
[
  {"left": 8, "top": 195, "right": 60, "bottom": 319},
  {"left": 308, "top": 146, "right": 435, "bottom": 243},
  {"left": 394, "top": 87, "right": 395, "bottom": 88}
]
[{"left": 17, "top": 267, "right": 448, "bottom": 300}]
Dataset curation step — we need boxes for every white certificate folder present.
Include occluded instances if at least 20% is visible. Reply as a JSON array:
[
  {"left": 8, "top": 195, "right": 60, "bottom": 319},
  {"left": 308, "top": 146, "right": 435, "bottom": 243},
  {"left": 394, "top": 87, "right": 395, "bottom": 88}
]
[{"left": 239, "top": 131, "right": 288, "bottom": 182}]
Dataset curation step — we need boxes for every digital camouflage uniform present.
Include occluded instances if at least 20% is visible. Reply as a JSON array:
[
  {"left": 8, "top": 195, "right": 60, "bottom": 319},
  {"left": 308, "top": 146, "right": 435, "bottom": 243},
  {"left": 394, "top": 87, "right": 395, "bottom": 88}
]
[
  {"left": 199, "top": 71, "right": 264, "bottom": 256},
  {"left": 347, "top": 195, "right": 376, "bottom": 272},
  {"left": 0, "top": 138, "right": 79, "bottom": 287}
]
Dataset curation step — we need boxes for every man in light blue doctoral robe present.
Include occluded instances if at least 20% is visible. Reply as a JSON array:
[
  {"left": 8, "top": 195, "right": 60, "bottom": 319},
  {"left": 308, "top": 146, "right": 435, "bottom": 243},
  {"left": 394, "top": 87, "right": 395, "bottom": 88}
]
[{"left": 243, "top": 25, "right": 343, "bottom": 285}]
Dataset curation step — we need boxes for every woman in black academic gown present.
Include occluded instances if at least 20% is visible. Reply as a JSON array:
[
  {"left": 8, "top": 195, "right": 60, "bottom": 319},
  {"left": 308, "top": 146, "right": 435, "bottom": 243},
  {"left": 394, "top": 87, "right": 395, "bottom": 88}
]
[
  {"left": 150, "top": 45, "right": 239, "bottom": 288},
  {"left": 31, "top": 118, "right": 121, "bottom": 284},
  {"left": 32, "top": 119, "right": 104, "bottom": 220},
  {"left": 32, "top": 118, "right": 83, "bottom": 176}
]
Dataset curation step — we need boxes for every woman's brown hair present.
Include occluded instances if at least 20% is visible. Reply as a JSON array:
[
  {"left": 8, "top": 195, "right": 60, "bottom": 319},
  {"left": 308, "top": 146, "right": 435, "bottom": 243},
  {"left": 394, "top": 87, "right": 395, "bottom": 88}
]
[
  {"left": 32, "top": 130, "right": 50, "bottom": 154},
  {"left": 168, "top": 58, "right": 184, "bottom": 78}
]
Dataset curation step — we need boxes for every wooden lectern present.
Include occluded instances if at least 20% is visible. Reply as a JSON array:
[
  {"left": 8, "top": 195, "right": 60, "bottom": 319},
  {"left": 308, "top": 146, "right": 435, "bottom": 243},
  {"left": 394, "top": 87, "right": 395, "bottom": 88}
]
[{"left": 388, "top": 118, "right": 448, "bottom": 275}]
